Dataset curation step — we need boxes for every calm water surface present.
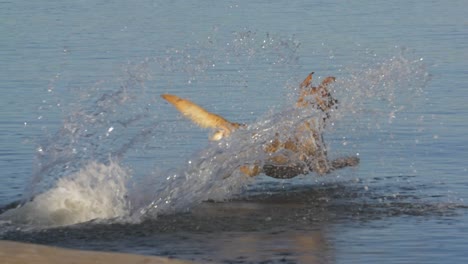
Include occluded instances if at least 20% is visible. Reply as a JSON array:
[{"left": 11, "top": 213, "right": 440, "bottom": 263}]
[{"left": 1, "top": 0, "right": 468, "bottom": 263}]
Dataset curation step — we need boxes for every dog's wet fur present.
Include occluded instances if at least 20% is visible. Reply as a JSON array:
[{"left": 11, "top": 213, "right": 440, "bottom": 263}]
[{"left": 161, "top": 72, "right": 359, "bottom": 179}]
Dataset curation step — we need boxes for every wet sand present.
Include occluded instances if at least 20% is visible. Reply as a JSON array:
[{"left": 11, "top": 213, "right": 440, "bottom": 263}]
[{"left": 0, "top": 240, "right": 194, "bottom": 264}]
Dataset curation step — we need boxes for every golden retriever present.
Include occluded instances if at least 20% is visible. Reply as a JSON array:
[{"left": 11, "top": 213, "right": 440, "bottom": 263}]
[{"left": 161, "top": 72, "right": 359, "bottom": 179}]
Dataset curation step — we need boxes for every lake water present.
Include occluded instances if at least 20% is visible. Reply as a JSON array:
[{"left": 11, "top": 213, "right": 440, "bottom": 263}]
[{"left": 1, "top": 0, "right": 468, "bottom": 263}]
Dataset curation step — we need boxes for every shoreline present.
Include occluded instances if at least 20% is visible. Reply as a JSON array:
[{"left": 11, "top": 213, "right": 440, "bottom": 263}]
[{"left": 0, "top": 240, "right": 195, "bottom": 264}]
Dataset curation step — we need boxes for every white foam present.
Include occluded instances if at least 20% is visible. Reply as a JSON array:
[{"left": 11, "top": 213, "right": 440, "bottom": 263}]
[{"left": 0, "top": 161, "right": 130, "bottom": 227}]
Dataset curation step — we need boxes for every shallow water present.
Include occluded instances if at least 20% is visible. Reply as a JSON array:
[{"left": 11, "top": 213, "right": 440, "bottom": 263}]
[{"left": 1, "top": 0, "right": 468, "bottom": 263}]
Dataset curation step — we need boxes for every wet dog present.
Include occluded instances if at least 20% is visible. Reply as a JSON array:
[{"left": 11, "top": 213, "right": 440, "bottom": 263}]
[{"left": 161, "top": 72, "right": 359, "bottom": 179}]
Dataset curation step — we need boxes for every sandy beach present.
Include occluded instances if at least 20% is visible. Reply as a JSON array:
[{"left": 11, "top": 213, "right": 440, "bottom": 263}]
[{"left": 0, "top": 240, "right": 194, "bottom": 264}]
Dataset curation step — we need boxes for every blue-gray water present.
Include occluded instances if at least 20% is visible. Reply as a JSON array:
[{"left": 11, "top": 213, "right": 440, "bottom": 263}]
[{"left": 1, "top": 0, "right": 468, "bottom": 263}]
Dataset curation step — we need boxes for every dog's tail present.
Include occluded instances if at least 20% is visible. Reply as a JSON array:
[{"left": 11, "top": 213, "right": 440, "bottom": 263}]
[{"left": 161, "top": 94, "right": 242, "bottom": 140}]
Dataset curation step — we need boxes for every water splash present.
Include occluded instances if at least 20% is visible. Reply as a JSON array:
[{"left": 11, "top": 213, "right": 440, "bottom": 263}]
[
  {"left": 336, "top": 54, "right": 428, "bottom": 122},
  {"left": 0, "top": 161, "right": 129, "bottom": 227},
  {"left": 135, "top": 53, "right": 430, "bottom": 219},
  {"left": 135, "top": 108, "right": 327, "bottom": 219},
  {"left": 0, "top": 31, "right": 429, "bottom": 228}
]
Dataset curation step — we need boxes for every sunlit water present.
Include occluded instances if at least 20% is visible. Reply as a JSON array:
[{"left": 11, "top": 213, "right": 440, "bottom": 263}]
[{"left": 1, "top": 0, "right": 468, "bottom": 263}]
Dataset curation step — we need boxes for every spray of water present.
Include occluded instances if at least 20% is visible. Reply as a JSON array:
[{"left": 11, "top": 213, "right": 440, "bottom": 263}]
[
  {"left": 135, "top": 52, "right": 429, "bottom": 220},
  {"left": 0, "top": 161, "right": 129, "bottom": 227},
  {"left": 0, "top": 31, "right": 429, "bottom": 228}
]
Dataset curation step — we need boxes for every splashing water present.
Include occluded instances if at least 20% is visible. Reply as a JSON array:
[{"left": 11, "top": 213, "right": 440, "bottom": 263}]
[
  {"left": 136, "top": 108, "right": 327, "bottom": 219},
  {"left": 0, "top": 161, "right": 129, "bottom": 227},
  {"left": 0, "top": 31, "right": 429, "bottom": 228},
  {"left": 136, "top": 52, "right": 429, "bottom": 220}
]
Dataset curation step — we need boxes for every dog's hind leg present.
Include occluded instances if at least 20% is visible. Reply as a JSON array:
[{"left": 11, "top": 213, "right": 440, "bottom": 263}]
[{"left": 329, "top": 156, "right": 360, "bottom": 170}]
